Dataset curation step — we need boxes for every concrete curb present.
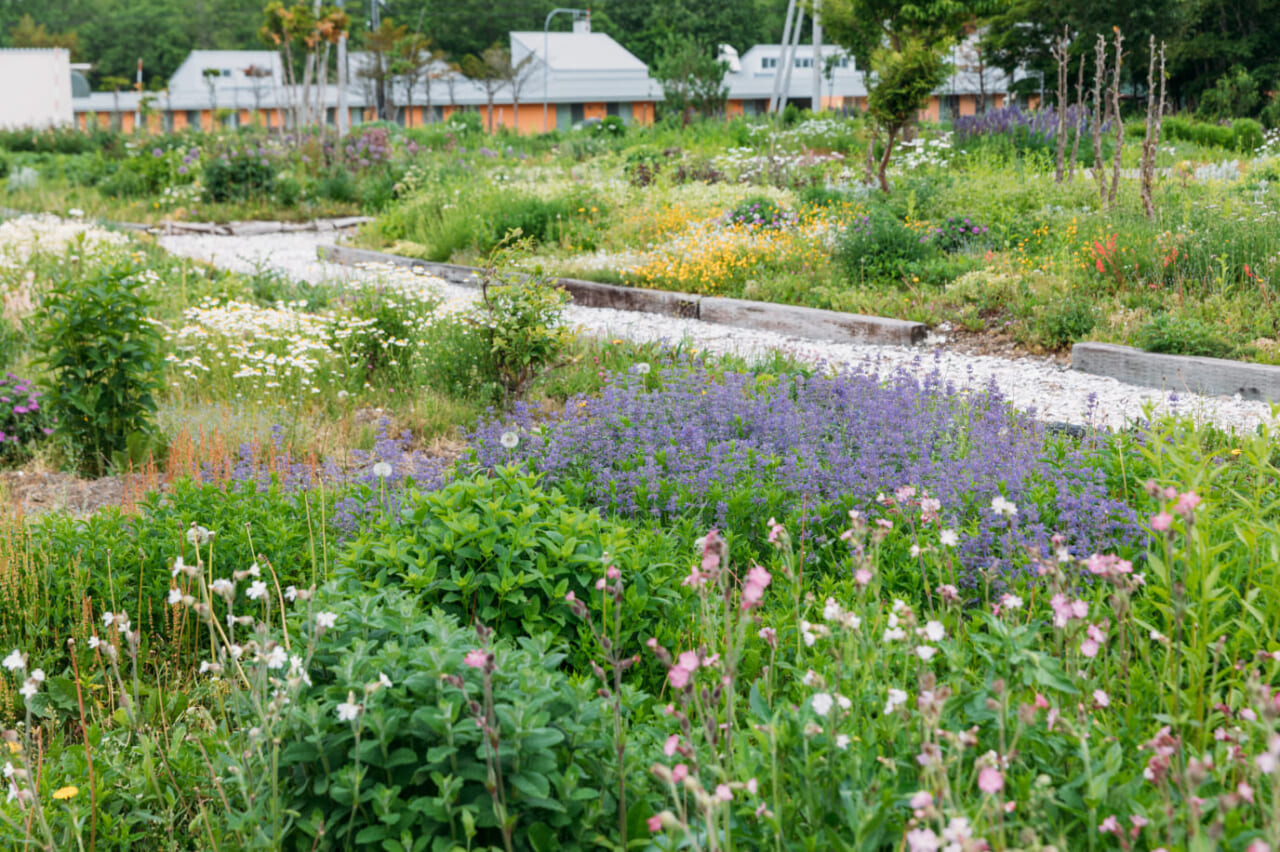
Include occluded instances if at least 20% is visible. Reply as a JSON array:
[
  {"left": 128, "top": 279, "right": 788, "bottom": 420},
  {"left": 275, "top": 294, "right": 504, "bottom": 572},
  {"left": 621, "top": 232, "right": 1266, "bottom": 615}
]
[
  {"left": 0, "top": 207, "right": 370, "bottom": 236},
  {"left": 318, "top": 243, "right": 925, "bottom": 346},
  {"left": 1072, "top": 342, "right": 1280, "bottom": 401}
]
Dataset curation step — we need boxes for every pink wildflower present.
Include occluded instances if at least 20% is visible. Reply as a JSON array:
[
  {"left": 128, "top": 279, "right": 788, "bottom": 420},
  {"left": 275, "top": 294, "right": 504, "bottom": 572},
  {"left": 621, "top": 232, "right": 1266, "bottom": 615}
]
[
  {"left": 909, "top": 790, "right": 933, "bottom": 810},
  {"left": 463, "top": 650, "right": 487, "bottom": 669},
  {"left": 1099, "top": 815, "right": 1120, "bottom": 835},
  {"left": 671, "top": 764, "right": 688, "bottom": 784},
  {"left": 1093, "top": 689, "right": 1110, "bottom": 707},
  {"left": 647, "top": 815, "right": 662, "bottom": 833},
  {"left": 664, "top": 735, "right": 679, "bottom": 757},
  {"left": 1173, "top": 491, "right": 1201, "bottom": 518},
  {"left": 977, "top": 767, "right": 1004, "bottom": 795},
  {"left": 715, "top": 784, "right": 732, "bottom": 802},
  {"left": 1150, "top": 512, "right": 1173, "bottom": 532}
]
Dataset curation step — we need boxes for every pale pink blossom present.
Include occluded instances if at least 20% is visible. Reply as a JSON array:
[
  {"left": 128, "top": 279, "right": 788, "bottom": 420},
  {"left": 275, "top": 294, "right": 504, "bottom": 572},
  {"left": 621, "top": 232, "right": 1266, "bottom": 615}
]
[{"left": 977, "top": 767, "right": 1004, "bottom": 795}]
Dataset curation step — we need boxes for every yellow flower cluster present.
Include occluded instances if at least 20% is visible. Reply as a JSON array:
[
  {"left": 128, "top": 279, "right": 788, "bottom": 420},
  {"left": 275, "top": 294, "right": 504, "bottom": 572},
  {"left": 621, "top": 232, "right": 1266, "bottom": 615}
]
[{"left": 621, "top": 205, "right": 843, "bottom": 296}]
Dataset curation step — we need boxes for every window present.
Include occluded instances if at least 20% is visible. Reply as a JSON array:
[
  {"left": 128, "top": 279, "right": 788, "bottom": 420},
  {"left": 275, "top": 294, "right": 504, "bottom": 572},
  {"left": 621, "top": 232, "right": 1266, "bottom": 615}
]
[
  {"left": 795, "top": 57, "right": 812, "bottom": 69},
  {"left": 221, "top": 69, "right": 231, "bottom": 77},
  {"left": 761, "top": 57, "right": 777, "bottom": 69}
]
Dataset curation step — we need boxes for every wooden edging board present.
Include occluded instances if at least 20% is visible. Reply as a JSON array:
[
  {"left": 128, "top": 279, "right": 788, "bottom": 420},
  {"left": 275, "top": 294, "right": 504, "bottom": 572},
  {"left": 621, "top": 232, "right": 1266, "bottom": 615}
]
[
  {"left": 1072, "top": 341, "right": 1280, "bottom": 401},
  {"left": 318, "top": 243, "right": 927, "bottom": 347}
]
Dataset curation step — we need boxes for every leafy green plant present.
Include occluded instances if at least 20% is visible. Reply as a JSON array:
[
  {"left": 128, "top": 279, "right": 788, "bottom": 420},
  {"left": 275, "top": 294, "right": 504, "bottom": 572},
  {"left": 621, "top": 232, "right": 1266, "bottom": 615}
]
[
  {"left": 37, "top": 260, "right": 162, "bottom": 474},
  {"left": 279, "top": 594, "right": 621, "bottom": 852},
  {"left": 1029, "top": 293, "right": 1097, "bottom": 350},
  {"left": 335, "top": 470, "right": 679, "bottom": 657},
  {"left": 202, "top": 145, "right": 276, "bottom": 202},
  {"left": 837, "top": 209, "right": 936, "bottom": 284},
  {"left": 1136, "top": 313, "right": 1234, "bottom": 358},
  {"left": 727, "top": 195, "right": 790, "bottom": 229}
]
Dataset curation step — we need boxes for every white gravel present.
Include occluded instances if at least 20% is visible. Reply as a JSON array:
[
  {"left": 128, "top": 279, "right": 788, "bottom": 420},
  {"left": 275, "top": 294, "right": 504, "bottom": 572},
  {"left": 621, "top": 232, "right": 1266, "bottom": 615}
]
[{"left": 158, "top": 231, "right": 1279, "bottom": 434}]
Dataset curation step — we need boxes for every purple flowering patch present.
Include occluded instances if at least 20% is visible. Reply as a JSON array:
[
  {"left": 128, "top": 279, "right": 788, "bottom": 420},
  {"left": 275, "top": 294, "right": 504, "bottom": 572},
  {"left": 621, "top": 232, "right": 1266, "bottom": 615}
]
[{"left": 469, "top": 362, "right": 1139, "bottom": 577}]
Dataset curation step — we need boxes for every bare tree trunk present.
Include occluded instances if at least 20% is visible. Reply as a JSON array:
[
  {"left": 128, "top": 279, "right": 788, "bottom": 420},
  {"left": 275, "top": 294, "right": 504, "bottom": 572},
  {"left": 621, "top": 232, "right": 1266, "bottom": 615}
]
[
  {"left": 1068, "top": 55, "right": 1085, "bottom": 183},
  {"left": 1092, "top": 34, "right": 1107, "bottom": 204},
  {"left": 864, "top": 123, "right": 877, "bottom": 186},
  {"left": 1140, "top": 37, "right": 1167, "bottom": 219},
  {"left": 1107, "top": 28, "right": 1125, "bottom": 208},
  {"left": 877, "top": 126, "right": 898, "bottom": 193},
  {"left": 1052, "top": 27, "right": 1069, "bottom": 183}
]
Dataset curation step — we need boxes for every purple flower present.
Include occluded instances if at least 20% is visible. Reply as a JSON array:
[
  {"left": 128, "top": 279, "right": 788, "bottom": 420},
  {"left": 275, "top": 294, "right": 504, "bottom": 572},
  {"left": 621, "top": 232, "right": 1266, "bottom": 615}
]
[{"left": 152, "top": 147, "right": 163, "bottom": 158}]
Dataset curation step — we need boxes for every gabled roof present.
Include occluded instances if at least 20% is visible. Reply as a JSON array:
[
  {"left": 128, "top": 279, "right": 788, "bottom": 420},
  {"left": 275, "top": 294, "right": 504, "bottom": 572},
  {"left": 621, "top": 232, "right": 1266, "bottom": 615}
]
[{"left": 509, "top": 32, "right": 647, "bottom": 73}]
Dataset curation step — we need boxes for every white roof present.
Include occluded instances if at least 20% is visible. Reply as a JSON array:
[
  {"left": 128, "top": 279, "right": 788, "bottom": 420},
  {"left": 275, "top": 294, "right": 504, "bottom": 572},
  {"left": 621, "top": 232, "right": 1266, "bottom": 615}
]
[{"left": 509, "top": 32, "right": 647, "bottom": 73}]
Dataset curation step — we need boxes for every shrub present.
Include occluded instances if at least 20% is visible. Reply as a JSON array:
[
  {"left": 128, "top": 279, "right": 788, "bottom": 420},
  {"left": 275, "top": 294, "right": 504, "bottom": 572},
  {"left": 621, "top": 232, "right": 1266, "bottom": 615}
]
[
  {"left": 37, "top": 261, "right": 162, "bottom": 474},
  {"left": 593, "top": 114, "right": 627, "bottom": 138},
  {"left": 1029, "top": 293, "right": 1097, "bottom": 350},
  {"left": 0, "top": 373, "right": 54, "bottom": 463},
  {"left": 1233, "top": 117, "right": 1265, "bottom": 152},
  {"left": 335, "top": 470, "right": 679, "bottom": 654},
  {"left": 202, "top": 144, "right": 277, "bottom": 202},
  {"left": 274, "top": 174, "right": 303, "bottom": 207},
  {"left": 1196, "top": 66, "right": 1261, "bottom": 122},
  {"left": 1135, "top": 314, "right": 1234, "bottom": 358},
  {"left": 726, "top": 195, "right": 792, "bottom": 229},
  {"left": 314, "top": 167, "right": 358, "bottom": 204},
  {"left": 421, "top": 240, "right": 572, "bottom": 402},
  {"left": 924, "top": 215, "right": 990, "bottom": 253},
  {"left": 279, "top": 595, "right": 620, "bottom": 851},
  {"left": 837, "top": 210, "right": 936, "bottom": 284}
]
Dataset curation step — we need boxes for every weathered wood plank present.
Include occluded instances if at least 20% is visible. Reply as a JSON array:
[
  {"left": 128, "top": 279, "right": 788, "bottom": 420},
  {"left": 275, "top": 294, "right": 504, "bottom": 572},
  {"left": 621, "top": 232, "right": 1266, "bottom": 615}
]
[{"left": 1071, "top": 342, "right": 1280, "bottom": 401}]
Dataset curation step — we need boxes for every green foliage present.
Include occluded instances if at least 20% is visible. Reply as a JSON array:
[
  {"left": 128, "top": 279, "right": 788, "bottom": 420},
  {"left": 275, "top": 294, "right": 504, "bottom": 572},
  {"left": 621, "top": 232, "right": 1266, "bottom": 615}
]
[
  {"left": 279, "top": 596, "right": 619, "bottom": 852},
  {"left": 274, "top": 174, "right": 303, "bottom": 206},
  {"left": 37, "top": 259, "right": 162, "bottom": 474},
  {"left": 652, "top": 34, "right": 729, "bottom": 121},
  {"left": 1028, "top": 292, "right": 1097, "bottom": 350},
  {"left": 836, "top": 209, "right": 936, "bottom": 283},
  {"left": 314, "top": 167, "right": 358, "bottom": 204},
  {"left": 1136, "top": 313, "right": 1234, "bottom": 358},
  {"left": 593, "top": 114, "right": 627, "bottom": 138},
  {"left": 727, "top": 194, "right": 789, "bottom": 228},
  {"left": 1197, "top": 65, "right": 1262, "bottom": 122},
  {"left": 335, "top": 471, "right": 677, "bottom": 655},
  {"left": 202, "top": 147, "right": 276, "bottom": 203}
]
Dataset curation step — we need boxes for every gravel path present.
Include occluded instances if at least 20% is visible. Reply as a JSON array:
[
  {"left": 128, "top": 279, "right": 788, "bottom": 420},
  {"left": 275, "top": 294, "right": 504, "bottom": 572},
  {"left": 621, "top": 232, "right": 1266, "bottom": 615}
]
[{"left": 158, "top": 231, "right": 1278, "bottom": 434}]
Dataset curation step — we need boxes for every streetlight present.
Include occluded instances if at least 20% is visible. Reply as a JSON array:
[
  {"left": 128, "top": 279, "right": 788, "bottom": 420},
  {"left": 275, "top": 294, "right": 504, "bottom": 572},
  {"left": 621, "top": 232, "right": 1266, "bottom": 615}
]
[{"left": 544, "top": 7, "right": 588, "bottom": 133}]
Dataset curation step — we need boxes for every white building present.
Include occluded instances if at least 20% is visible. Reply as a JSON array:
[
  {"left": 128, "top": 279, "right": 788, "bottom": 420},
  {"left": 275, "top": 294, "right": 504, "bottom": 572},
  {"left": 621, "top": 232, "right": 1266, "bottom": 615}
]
[{"left": 0, "top": 48, "right": 73, "bottom": 129}]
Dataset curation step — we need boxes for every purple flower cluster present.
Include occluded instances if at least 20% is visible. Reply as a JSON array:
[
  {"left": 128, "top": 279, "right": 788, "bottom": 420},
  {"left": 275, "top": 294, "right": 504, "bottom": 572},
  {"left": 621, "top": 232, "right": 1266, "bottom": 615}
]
[
  {"left": 0, "top": 374, "right": 55, "bottom": 460},
  {"left": 177, "top": 146, "right": 199, "bottom": 176},
  {"left": 923, "top": 216, "right": 990, "bottom": 252},
  {"left": 954, "top": 104, "right": 1098, "bottom": 143},
  {"left": 203, "top": 420, "right": 446, "bottom": 538},
  {"left": 468, "top": 362, "right": 1140, "bottom": 577},
  {"left": 726, "top": 201, "right": 795, "bottom": 230},
  {"left": 345, "top": 128, "right": 392, "bottom": 170}
]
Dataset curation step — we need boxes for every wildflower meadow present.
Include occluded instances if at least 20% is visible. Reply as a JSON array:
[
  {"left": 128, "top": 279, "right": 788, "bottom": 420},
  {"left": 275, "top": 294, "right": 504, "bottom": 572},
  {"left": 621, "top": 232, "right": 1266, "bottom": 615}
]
[{"left": 2, "top": 96, "right": 1280, "bottom": 852}]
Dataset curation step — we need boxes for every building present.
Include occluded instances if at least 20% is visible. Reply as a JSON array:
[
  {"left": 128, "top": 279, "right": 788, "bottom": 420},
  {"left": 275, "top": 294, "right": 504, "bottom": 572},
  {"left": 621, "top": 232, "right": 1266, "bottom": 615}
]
[
  {"left": 724, "top": 40, "right": 1014, "bottom": 122},
  {"left": 0, "top": 48, "right": 73, "bottom": 129},
  {"left": 67, "top": 27, "right": 1022, "bottom": 135},
  {"left": 72, "top": 20, "right": 663, "bottom": 136}
]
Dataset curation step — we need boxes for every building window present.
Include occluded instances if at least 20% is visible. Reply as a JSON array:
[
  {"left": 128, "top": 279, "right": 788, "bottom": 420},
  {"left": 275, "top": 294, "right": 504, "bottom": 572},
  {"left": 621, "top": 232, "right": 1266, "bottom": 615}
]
[
  {"left": 762, "top": 57, "right": 777, "bottom": 69},
  {"left": 187, "top": 110, "right": 200, "bottom": 127},
  {"left": 222, "top": 69, "right": 231, "bottom": 77},
  {"left": 570, "top": 103, "right": 585, "bottom": 125},
  {"left": 795, "top": 57, "right": 812, "bottom": 69}
]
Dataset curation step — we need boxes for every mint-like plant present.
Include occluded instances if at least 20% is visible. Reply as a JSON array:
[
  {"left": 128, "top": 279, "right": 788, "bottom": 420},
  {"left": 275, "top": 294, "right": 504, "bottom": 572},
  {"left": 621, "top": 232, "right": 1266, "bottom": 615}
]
[{"left": 38, "top": 258, "right": 162, "bottom": 475}]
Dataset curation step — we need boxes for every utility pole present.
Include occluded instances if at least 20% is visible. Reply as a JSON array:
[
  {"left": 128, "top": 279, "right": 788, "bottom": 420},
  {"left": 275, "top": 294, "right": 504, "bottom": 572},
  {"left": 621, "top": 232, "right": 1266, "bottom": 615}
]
[
  {"left": 134, "top": 58, "right": 143, "bottom": 130},
  {"left": 336, "top": 0, "right": 348, "bottom": 136},
  {"left": 811, "top": 0, "right": 822, "bottom": 112},
  {"left": 371, "top": 0, "right": 385, "bottom": 120},
  {"left": 777, "top": 7, "right": 804, "bottom": 113},
  {"left": 769, "top": 0, "right": 796, "bottom": 114}
]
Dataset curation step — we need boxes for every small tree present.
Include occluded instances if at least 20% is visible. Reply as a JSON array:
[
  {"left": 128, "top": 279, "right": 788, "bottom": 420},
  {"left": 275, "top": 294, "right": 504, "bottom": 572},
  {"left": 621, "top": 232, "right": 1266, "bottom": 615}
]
[
  {"left": 865, "top": 39, "right": 948, "bottom": 193},
  {"left": 461, "top": 44, "right": 511, "bottom": 132},
  {"left": 652, "top": 35, "right": 729, "bottom": 124},
  {"left": 506, "top": 52, "right": 538, "bottom": 131},
  {"left": 392, "top": 31, "right": 433, "bottom": 127},
  {"left": 361, "top": 18, "right": 408, "bottom": 122}
]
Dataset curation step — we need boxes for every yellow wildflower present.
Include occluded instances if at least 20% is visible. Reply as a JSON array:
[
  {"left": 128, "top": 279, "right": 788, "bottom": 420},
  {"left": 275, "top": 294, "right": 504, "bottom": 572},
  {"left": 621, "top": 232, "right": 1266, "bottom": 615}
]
[{"left": 52, "top": 786, "right": 79, "bottom": 800}]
